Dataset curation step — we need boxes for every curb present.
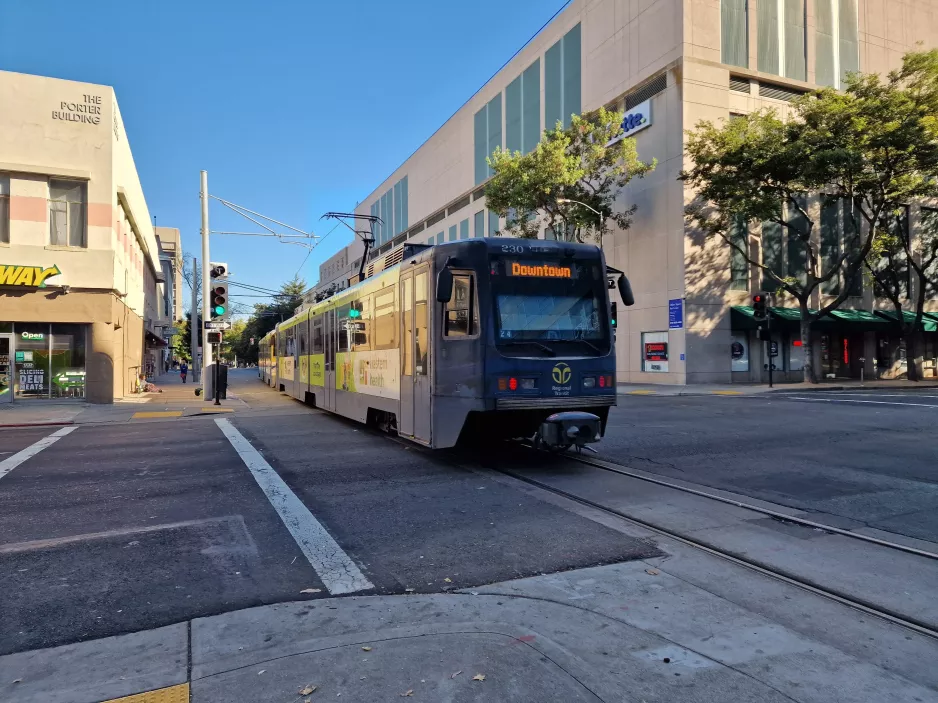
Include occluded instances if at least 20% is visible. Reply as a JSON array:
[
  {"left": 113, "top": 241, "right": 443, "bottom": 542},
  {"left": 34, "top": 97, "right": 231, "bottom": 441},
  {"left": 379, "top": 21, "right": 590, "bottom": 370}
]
[{"left": 0, "top": 421, "right": 75, "bottom": 428}]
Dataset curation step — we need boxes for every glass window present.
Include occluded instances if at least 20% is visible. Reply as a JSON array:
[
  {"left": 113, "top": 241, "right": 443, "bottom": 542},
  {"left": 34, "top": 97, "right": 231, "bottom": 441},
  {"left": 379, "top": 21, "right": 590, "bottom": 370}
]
[
  {"left": 402, "top": 277, "right": 413, "bottom": 376},
  {"left": 0, "top": 174, "right": 9, "bottom": 244},
  {"left": 445, "top": 274, "right": 475, "bottom": 337},
  {"left": 415, "top": 272, "right": 428, "bottom": 375},
  {"left": 336, "top": 305, "right": 350, "bottom": 353},
  {"left": 299, "top": 321, "right": 308, "bottom": 355},
  {"left": 351, "top": 296, "right": 371, "bottom": 351},
  {"left": 729, "top": 215, "right": 749, "bottom": 290},
  {"left": 506, "top": 74, "right": 523, "bottom": 154},
  {"left": 474, "top": 106, "right": 489, "bottom": 185},
  {"left": 722, "top": 0, "right": 749, "bottom": 68},
  {"left": 374, "top": 285, "right": 397, "bottom": 349},
  {"left": 820, "top": 197, "right": 841, "bottom": 294},
  {"left": 14, "top": 323, "right": 51, "bottom": 399},
  {"left": 49, "top": 179, "right": 86, "bottom": 247},
  {"left": 784, "top": 0, "right": 806, "bottom": 81},
  {"left": 787, "top": 195, "right": 809, "bottom": 286},
  {"left": 757, "top": 0, "right": 805, "bottom": 79},
  {"left": 815, "top": 0, "right": 836, "bottom": 87},
  {"left": 839, "top": 0, "right": 859, "bottom": 84},
  {"left": 449, "top": 224, "right": 457, "bottom": 242},
  {"left": 393, "top": 180, "right": 403, "bottom": 236},
  {"left": 758, "top": 0, "right": 780, "bottom": 75},
  {"left": 522, "top": 59, "right": 541, "bottom": 154},
  {"left": 487, "top": 94, "right": 502, "bottom": 176},
  {"left": 50, "top": 324, "right": 86, "bottom": 399},
  {"left": 844, "top": 199, "right": 862, "bottom": 296},
  {"left": 545, "top": 24, "right": 582, "bottom": 131},
  {"left": 460, "top": 218, "right": 469, "bottom": 240},
  {"left": 312, "top": 316, "right": 324, "bottom": 353},
  {"left": 761, "top": 219, "right": 783, "bottom": 291},
  {"left": 400, "top": 176, "right": 409, "bottom": 232},
  {"left": 474, "top": 210, "right": 485, "bottom": 238},
  {"left": 488, "top": 210, "right": 499, "bottom": 236}
]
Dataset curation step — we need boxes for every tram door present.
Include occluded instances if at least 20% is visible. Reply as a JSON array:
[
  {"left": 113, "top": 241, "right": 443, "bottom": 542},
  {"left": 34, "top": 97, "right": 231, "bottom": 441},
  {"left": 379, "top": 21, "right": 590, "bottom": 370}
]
[
  {"left": 399, "top": 267, "right": 431, "bottom": 443},
  {"left": 323, "top": 309, "right": 336, "bottom": 411}
]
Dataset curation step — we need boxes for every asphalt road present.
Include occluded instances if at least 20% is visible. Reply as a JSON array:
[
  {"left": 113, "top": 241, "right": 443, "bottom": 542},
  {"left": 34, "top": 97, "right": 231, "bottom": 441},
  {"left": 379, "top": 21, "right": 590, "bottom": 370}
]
[{"left": 599, "top": 389, "right": 938, "bottom": 542}]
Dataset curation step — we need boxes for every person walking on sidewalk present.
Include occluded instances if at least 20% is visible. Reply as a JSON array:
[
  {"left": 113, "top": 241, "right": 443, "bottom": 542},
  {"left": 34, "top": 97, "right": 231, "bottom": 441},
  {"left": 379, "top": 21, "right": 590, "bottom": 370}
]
[{"left": 180, "top": 361, "right": 188, "bottom": 384}]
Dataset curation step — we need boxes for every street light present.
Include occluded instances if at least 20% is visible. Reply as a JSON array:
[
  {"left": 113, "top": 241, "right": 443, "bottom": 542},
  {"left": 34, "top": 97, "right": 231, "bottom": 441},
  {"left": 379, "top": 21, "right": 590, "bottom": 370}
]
[{"left": 556, "top": 198, "right": 606, "bottom": 251}]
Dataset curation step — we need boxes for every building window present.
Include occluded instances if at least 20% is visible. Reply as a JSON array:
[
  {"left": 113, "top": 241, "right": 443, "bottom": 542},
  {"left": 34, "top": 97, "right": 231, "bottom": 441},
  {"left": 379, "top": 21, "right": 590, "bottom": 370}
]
[
  {"left": 506, "top": 59, "right": 541, "bottom": 155},
  {"left": 49, "top": 179, "right": 86, "bottom": 247},
  {"left": 474, "top": 94, "right": 503, "bottom": 185},
  {"left": 474, "top": 210, "right": 485, "bottom": 238},
  {"left": 815, "top": 0, "right": 859, "bottom": 89},
  {"left": 460, "top": 218, "right": 469, "bottom": 240},
  {"left": 545, "top": 23, "right": 581, "bottom": 131},
  {"left": 488, "top": 210, "right": 500, "bottom": 237},
  {"left": 729, "top": 215, "right": 749, "bottom": 290},
  {"left": 722, "top": 0, "right": 749, "bottom": 68},
  {"left": 758, "top": 0, "right": 806, "bottom": 81},
  {"left": 370, "top": 176, "right": 409, "bottom": 246},
  {"left": 0, "top": 175, "right": 9, "bottom": 244}
]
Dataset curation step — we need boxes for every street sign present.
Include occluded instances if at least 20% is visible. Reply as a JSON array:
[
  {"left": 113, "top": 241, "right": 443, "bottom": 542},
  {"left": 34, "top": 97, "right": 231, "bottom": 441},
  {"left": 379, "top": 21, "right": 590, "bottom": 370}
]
[
  {"left": 668, "top": 299, "right": 683, "bottom": 329},
  {"left": 769, "top": 341, "right": 779, "bottom": 357},
  {"left": 204, "top": 321, "right": 231, "bottom": 330}
]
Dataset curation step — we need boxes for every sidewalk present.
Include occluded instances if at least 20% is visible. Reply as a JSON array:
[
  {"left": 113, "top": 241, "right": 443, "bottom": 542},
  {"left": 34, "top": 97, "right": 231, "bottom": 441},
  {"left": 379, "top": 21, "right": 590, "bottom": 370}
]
[
  {"left": 618, "top": 378, "right": 938, "bottom": 396},
  {"left": 3, "top": 555, "right": 936, "bottom": 703},
  {"left": 0, "top": 371, "right": 244, "bottom": 427}
]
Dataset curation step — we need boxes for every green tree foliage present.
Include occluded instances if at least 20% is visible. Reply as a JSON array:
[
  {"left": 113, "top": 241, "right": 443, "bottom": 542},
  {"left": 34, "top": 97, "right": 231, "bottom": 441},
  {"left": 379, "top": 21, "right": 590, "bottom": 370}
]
[
  {"left": 682, "top": 49, "right": 938, "bottom": 383},
  {"left": 227, "top": 276, "right": 306, "bottom": 365},
  {"left": 485, "top": 108, "right": 655, "bottom": 242}
]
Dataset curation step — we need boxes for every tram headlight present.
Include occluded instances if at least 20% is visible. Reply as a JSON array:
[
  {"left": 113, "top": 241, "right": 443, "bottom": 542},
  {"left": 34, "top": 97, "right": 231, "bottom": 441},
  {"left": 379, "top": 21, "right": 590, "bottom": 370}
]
[
  {"left": 520, "top": 378, "right": 537, "bottom": 390},
  {"left": 583, "top": 376, "right": 596, "bottom": 389}
]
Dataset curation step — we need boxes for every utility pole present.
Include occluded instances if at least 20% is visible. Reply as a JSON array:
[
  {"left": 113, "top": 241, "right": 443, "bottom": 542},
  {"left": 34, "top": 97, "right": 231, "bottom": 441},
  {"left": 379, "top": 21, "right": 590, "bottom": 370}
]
[
  {"left": 200, "top": 170, "right": 211, "bottom": 399},
  {"left": 190, "top": 256, "right": 199, "bottom": 383}
]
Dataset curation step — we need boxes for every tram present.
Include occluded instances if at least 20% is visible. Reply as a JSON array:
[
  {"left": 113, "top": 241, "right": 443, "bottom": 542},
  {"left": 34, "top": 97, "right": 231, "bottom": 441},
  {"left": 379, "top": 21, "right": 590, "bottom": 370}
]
[{"left": 258, "top": 238, "right": 633, "bottom": 450}]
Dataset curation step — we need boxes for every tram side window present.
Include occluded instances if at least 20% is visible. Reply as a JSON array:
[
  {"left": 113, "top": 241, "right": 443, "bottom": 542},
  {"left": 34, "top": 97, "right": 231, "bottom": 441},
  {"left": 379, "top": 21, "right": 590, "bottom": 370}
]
[
  {"left": 352, "top": 296, "right": 372, "bottom": 351},
  {"left": 415, "top": 272, "right": 429, "bottom": 374},
  {"left": 299, "top": 322, "right": 308, "bottom": 356},
  {"left": 336, "top": 304, "right": 351, "bottom": 352},
  {"left": 374, "top": 285, "right": 397, "bottom": 349},
  {"left": 312, "top": 316, "right": 324, "bottom": 354},
  {"left": 445, "top": 274, "right": 475, "bottom": 337}
]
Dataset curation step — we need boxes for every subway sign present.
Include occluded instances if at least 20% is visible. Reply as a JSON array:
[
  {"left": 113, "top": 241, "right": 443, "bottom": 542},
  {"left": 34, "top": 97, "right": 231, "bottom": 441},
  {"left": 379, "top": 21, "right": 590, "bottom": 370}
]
[{"left": 0, "top": 264, "right": 62, "bottom": 288}]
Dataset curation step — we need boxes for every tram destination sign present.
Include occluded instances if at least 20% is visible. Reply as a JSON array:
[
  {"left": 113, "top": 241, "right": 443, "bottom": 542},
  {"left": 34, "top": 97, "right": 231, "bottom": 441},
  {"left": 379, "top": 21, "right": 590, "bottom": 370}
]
[{"left": 508, "top": 262, "right": 573, "bottom": 279}]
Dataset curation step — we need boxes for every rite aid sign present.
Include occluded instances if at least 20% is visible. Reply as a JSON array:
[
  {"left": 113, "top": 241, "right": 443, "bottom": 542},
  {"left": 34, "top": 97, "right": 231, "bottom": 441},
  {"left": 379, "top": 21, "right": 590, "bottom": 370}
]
[{"left": 610, "top": 99, "right": 653, "bottom": 144}]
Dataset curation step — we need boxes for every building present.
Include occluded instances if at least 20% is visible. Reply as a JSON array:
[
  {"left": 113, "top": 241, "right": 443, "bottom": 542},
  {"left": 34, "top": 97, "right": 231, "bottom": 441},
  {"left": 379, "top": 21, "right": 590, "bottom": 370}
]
[
  {"left": 328, "top": 0, "right": 938, "bottom": 383},
  {"left": 303, "top": 236, "right": 365, "bottom": 304},
  {"left": 0, "top": 70, "right": 167, "bottom": 403},
  {"left": 155, "top": 226, "right": 184, "bottom": 372}
]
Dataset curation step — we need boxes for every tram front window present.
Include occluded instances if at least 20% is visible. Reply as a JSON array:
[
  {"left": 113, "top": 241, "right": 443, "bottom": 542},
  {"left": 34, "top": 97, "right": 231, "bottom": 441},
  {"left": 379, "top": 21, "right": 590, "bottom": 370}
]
[{"left": 492, "top": 258, "right": 610, "bottom": 356}]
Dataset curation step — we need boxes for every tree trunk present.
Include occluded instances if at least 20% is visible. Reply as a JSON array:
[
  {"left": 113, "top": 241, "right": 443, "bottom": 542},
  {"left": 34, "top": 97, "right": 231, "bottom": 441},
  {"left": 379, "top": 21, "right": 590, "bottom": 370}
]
[
  {"left": 798, "top": 307, "right": 817, "bottom": 384},
  {"left": 907, "top": 327, "right": 922, "bottom": 382}
]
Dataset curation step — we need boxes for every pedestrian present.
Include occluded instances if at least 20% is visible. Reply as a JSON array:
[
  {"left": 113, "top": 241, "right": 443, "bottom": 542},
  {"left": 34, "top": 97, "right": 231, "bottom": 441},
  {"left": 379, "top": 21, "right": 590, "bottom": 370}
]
[{"left": 180, "top": 361, "right": 188, "bottom": 384}]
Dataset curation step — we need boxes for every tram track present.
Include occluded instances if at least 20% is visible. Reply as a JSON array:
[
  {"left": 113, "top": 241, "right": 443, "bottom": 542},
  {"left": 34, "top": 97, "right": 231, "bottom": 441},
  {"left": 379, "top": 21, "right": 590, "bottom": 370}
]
[{"left": 481, "top": 454, "right": 938, "bottom": 642}]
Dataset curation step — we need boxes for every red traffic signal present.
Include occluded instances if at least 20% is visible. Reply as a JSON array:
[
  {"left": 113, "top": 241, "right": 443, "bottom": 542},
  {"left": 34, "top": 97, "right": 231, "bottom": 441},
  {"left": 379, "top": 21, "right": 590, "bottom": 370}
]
[{"left": 752, "top": 293, "right": 768, "bottom": 321}]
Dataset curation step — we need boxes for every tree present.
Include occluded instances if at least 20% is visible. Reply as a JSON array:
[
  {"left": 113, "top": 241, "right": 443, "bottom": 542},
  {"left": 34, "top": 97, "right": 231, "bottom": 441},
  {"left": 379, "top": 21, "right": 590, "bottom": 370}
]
[
  {"left": 485, "top": 107, "right": 656, "bottom": 242},
  {"left": 220, "top": 319, "right": 247, "bottom": 364},
  {"left": 228, "top": 276, "right": 306, "bottom": 365},
  {"left": 682, "top": 49, "right": 938, "bottom": 383}
]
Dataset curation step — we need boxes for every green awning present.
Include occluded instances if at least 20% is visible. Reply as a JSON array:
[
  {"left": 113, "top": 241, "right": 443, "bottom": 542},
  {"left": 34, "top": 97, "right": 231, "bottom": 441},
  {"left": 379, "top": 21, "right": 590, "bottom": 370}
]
[
  {"left": 732, "top": 305, "right": 910, "bottom": 332},
  {"left": 875, "top": 309, "right": 938, "bottom": 333},
  {"left": 826, "top": 309, "right": 889, "bottom": 325},
  {"left": 731, "top": 306, "right": 811, "bottom": 330}
]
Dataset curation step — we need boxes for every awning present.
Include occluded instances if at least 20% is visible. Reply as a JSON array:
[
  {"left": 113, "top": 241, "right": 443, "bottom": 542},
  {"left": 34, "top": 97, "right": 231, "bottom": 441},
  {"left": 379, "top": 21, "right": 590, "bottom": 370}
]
[
  {"left": 874, "top": 310, "right": 938, "bottom": 333},
  {"left": 824, "top": 309, "right": 891, "bottom": 331},
  {"left": 731, "top": 306, "right": 807, "bottom": 330},
  {"left": 145, "top": 330, "right": 168, "bottom": 347},
  {"left": 732, "top": 306, "right": 899, "bottom": 332}
]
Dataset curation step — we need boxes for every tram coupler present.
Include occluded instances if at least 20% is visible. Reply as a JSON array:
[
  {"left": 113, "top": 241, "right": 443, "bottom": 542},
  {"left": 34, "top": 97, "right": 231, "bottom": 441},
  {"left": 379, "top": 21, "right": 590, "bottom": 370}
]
[{"left": 537, "top": 411, "right": 602, "bottom": 450}]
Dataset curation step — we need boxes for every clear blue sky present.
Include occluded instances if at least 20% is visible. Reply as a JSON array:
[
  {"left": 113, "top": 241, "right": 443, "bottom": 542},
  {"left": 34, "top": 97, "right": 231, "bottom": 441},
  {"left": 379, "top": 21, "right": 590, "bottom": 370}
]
[{"left": 0, "top": 0, "right": 565, "bottom": 311}]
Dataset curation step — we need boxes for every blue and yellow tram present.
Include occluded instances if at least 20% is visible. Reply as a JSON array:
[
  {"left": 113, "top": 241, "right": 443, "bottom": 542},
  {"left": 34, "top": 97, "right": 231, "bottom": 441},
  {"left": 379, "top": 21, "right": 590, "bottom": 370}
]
[{"left": 266, "top": 237, "right": 633, "bottom": 449}]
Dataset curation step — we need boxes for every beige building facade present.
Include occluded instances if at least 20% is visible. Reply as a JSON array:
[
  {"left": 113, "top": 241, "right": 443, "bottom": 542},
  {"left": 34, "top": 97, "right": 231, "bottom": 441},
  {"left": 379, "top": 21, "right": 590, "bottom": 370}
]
[
  {"left": 0, "top": 70, "right": 168, "bottom": 403},
  {"left": 330, "top": 0, "right": 938, "bottom": 384}
]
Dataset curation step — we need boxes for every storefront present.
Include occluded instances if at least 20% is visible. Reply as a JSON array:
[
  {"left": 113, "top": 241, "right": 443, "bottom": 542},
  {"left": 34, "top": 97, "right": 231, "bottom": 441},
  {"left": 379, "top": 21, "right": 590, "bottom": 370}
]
[{"left": 0, "top": 322, "right": 87, "bottom": 401}]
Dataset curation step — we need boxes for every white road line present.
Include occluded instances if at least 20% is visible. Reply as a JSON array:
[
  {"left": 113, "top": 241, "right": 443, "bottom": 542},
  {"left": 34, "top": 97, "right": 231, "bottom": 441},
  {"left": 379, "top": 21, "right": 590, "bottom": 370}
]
[
  {"left": 215, "top": 418, "right": 373, "bottom": 595},
  {"left": 0, "top": 426, "right": 77, "bottom": 482},
  {"left": 813, "top": 393, "right": 938, "bottom": 399},
  {"left": 789, "top": 397, "right": 938, "bottom": 408}
]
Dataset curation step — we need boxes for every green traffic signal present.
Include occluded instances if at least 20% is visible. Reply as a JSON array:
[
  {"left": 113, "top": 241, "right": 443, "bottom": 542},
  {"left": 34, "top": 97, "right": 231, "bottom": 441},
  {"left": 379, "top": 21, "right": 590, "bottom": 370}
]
[
  {"left": 214, "top": 305, "right": 226, "bottom": 316},
  {"left": 348, "top": 309, "right": 361, "bottom": 318}
]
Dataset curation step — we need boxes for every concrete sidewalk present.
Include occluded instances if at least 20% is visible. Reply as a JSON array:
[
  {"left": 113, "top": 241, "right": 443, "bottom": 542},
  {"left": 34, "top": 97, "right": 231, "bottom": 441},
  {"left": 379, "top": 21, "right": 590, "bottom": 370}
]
[
  {"left": 618, "top": 378, "right": 938, "bottom": 396},
  {"left": 3, "top": 546, "right": 937, "bottom": 702},
  {"left": 0, "top": 371, "right": 244, "bottom": 427}
]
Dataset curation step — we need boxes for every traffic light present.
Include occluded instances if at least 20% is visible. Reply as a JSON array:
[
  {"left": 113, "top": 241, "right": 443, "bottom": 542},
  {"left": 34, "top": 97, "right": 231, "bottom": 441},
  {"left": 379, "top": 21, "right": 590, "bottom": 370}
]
[
  {"left": 752, "top": 293, "right": 768, "bottom": 321},
  {"left": 211, "top": 282, "right": 229, "bottom": 319},
  {"left": 610, "top": 302, "right": 618, "bottom": 329},
  {"left": 207, "top": 331, "right": 222, "bottom": 344},
  {"left": 209, "top": 262, "right": 228, "bottom": 280}
]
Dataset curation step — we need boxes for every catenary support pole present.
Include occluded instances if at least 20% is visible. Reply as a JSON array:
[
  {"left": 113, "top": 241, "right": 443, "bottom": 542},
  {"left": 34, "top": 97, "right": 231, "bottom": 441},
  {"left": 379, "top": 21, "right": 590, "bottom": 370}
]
[
  {"left": 190, "top": 256, "right": 199, "bottom": 383},
  {"left": 201, "top": 170, "right": 211, "bottom": 399}
]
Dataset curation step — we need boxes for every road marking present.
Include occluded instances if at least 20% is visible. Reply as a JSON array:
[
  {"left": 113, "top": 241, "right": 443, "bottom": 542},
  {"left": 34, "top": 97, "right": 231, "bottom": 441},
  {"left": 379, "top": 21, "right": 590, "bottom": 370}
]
[
  {"left": 215, "top": 418, "right": 373, "bottom": 595},
  {"left": 132, "top": 411, "right": 183, "bottom": 419},
  {"left": 0, "top": 515, "right": 256, "bottom": 554},
  {"left": 102, "top": 683, "right": 189, "bottom": 703},
  {"left": 0, "top": 426, "right": 77, "bottom": 482},
  {"left": 814, "top": 393, "right": 938, "bottom": 399},
  {"left": 789, "top": 396, "right": 938, "bottom": 408},
  {"left": 196, "top": 407, "right": 234, "bottom": 413}
]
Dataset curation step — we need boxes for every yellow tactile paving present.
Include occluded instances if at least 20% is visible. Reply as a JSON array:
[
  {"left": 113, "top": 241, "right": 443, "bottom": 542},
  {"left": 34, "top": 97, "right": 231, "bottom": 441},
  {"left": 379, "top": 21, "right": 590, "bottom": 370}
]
[
  {"left": 628, "top": 390, "right": 656, "bottom": 395},
  {"left": 196, "top": 407, "right": 234, "bottom": 413},
  {"left": 711, "top": 390, "right": 742, "bottom": 395},
  {"left": 102, "top": 682, "right": 189, "bottom": 703},
  {"left": 131, "top": 411, "right": 184, "bottom": 419}
]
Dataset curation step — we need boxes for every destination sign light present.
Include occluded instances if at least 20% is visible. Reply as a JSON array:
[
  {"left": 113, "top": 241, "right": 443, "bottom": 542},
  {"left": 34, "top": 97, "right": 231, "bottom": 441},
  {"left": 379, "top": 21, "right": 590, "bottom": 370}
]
[{"left": 509, "top": 262, "right": 572, "bottom": 279}]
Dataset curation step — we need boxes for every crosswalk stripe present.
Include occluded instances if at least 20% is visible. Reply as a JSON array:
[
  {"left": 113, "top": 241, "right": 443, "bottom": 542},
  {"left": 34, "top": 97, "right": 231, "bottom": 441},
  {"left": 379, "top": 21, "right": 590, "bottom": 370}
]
[
  {"left": 215, "top": 418, "right": 373, "bottom": 595},
  {"left": 789, "top": 397, "right": 938, "bottom": 408},
  {"left": 0, "top": 426, "right": 77, "bottom": 482}
]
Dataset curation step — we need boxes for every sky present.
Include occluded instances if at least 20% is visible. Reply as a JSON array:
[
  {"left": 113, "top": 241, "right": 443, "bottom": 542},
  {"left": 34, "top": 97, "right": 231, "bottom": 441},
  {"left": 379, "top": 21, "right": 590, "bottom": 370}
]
[{"left": 0, "top": 0, "right": 565, "bottom": 312}]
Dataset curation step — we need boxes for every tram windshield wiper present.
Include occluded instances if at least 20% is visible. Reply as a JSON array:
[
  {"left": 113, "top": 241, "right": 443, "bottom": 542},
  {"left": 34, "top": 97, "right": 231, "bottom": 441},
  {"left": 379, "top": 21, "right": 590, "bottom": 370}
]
[
  {"left": 569, "top": 338, "right": 602, "bottom": 354},
  {"left": 499, "top": 340, "right": 556, "bottom": 356}
]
